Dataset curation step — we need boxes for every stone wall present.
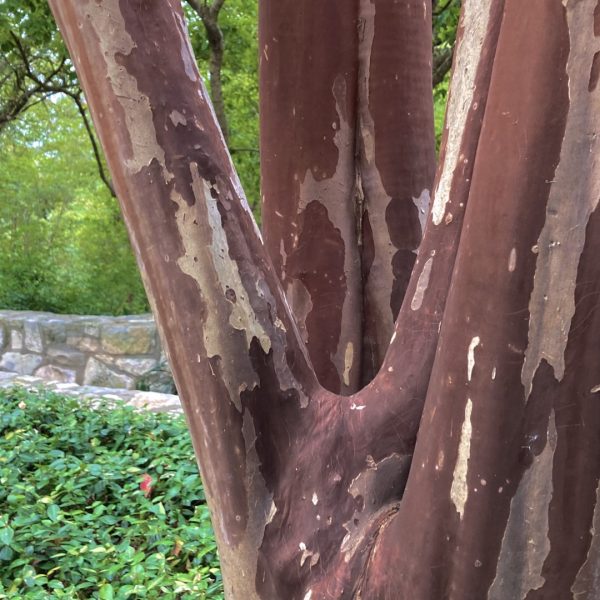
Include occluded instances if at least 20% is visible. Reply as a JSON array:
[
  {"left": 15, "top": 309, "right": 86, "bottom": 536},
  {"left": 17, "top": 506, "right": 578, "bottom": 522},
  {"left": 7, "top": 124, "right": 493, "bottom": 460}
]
[
  {"left": 0, "top": 372, "right": 181, "bottom": 414},
  {"left": 0, "top": 310, "right": 173, "bottom": 392}
]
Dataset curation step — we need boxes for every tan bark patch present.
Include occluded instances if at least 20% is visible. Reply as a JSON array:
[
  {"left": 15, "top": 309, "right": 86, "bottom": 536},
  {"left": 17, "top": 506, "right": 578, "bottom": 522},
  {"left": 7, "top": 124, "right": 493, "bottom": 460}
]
[
  {"left": 83, "top": 0, "right": 168, "bottom": 177},
  {"left": 488, "top": 412, "right": 557, "bottom": 599},
  {"left": 467, "top": 336, "right": 481, "bottom": 382},
  {"left": 411, "top": 256, "right": 434, "bottom": 311},
  {"left": 522, "top": 0, "right": 600, "bottom": 399},
  {"left": 432, "top": 0, "right": 493, "bottom": 225},
  {"left": 571, "top": 480, "right": 600, "bottom": 598},
  {"left": 451, "top": 398, "right": 473, "bottom": 520}
]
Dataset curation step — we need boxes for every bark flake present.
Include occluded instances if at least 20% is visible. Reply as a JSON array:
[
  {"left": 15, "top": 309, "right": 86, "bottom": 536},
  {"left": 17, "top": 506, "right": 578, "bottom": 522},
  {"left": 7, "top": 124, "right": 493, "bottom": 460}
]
[
  {"left": 432, "top": 0, "right": 493, "bottom": 225},
  {"left": 84, "top": 0, "right": 168, "bottom": 177},
  {"left": 571, "top": 480, "right": 600, "bottom": 598},
  {"left": 451, "top": 398, "right": 473, "bottom": 520},
  {"left": 522, "top": 0, "right": 600, "bottom": 400},
  {"left": 410, "top": 256, "right": 434, "bottom": 311},
  {"left": 487, "top": 412, "right": 557, "bottom": 600}
]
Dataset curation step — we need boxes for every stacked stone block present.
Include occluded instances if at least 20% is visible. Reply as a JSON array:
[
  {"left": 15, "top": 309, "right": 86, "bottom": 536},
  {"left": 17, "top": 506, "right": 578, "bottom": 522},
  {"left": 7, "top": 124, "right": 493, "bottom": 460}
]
[
  {"left": 0, "top": 372, "right": 181, "bottom": 415},
  {"left": 0, "top": 311, "right": 172, "bottom": 392}
]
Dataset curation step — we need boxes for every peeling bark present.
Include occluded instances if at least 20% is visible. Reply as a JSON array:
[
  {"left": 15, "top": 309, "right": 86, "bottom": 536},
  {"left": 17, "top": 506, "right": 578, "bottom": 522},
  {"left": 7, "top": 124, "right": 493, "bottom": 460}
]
[
  {"left": 363, "top": 2, "right": 600, "bottom": 598},
  {"left": 356, "top": 0, "right": 436, "bottom": 385},
  {"left": 49, "top": 0, "right": 600, "bottom": 598},
  {"left": 259, "top": 0, "right": 363, "bottom": 395},
  {"left": 259, "top": 0, "right": 437, "bottom": 391}
]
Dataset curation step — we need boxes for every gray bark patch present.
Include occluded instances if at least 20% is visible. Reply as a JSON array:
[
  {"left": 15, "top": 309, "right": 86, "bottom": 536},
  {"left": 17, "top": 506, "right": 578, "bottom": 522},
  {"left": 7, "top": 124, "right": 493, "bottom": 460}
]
[{"left": 487, "top": 411, "right": 557, "bottom": 599}]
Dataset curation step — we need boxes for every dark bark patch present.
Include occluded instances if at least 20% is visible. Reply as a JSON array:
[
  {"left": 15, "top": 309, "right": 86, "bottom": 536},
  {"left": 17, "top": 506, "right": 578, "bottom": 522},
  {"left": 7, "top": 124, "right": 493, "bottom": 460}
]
[
  {"left": 241, "top": 340, "right": 306, "bottom": 488},
  {"left": 286, "top": 201, "right": 347, "bottom": 394},
  {"left": 589, "top": 51, "right": 600, "bottom": 92},
  {"left": 369, "top": 0, "right": 435, "bottom": 209},
  {"left": 391, "top": 249, "right": 417, "bottom": 319}
]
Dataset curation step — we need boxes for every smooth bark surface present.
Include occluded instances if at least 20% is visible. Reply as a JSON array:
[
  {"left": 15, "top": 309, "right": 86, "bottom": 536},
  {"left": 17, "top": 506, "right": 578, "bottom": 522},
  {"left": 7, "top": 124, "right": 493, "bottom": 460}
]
[
  {"left": 258, "top": 0, "right": 363, "bottom": 395},
  {"left": 49, "top": 0, "right": 600, "bottom": 599},
  {"left": 259, "top": 0, "right": 437, "bottom": 393}
]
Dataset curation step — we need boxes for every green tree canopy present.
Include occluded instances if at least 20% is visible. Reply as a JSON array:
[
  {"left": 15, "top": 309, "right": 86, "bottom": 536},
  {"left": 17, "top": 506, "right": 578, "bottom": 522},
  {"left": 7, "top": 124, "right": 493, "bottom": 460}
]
[{"left": 0, "top": 0, "right": 460, "bottom": 315}]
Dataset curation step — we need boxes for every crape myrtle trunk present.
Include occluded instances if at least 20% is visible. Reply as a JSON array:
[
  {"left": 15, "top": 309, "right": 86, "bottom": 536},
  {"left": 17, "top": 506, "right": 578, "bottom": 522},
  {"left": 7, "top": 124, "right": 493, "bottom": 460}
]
[
  {"left": 259, "top": 0, "right": 436, "bottom": 393},
  {"left": 48, "top": 1, "right": 600, "bottom": 599}
]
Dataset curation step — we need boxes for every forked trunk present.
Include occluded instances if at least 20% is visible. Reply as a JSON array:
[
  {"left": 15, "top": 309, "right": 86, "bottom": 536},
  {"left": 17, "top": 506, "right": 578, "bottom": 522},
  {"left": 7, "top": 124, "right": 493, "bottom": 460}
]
[
  {"left": 48, "top": 1, "right": 600, "bottom": 598},
  {"left": 259, "top": 0, "right": 437, "bottom": 392}
]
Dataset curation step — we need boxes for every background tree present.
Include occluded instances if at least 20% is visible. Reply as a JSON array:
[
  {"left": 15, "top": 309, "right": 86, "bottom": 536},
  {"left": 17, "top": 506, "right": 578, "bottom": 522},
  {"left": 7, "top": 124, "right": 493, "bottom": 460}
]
[
  {"left": 0, "top": 98, "right": 147, "bottom": 314},
  {"left": 0, "top": 0, "right": 262, "bottom": 314},
  {"left": 0, "top": 0, "right": 74, "bottom": 130},
  {"left": 186, "top": 0, "right": 230, "bottom": 142},
  {"left": 0, "top": 1, "right": 459, "bottom": 316},
  {"left": 0, "top": 0, "right": 261, "bottom": 208}
]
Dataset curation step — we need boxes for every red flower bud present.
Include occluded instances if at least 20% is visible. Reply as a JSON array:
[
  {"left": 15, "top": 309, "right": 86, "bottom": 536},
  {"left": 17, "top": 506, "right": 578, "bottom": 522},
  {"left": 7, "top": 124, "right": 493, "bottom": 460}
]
[{"left": 140, "top": 473, "right": 153, "bottom": 497}]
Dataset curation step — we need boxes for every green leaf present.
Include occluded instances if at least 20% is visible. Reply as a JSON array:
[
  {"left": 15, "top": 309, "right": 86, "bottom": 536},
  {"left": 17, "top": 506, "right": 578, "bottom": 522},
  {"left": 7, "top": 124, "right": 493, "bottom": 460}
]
[
  {"left": 47, "top": 504, "right": 60, "bottom": 522},
  {"left": 0, "top": 387, "right": 223, "bottom": 597},
  {"left": 0, "top": 527, "right": 13, "bottom": 546},
  {"left": 98, "top": 583, "right": 114, "bottom": 599}
]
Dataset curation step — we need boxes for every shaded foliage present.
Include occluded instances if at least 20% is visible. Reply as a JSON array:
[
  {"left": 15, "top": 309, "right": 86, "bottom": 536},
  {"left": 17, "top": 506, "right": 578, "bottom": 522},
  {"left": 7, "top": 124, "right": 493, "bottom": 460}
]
[
  {"left": 0, "top": 0, "right": 77, "bottom": 130},
  {"left": 0, "top": 387, "right": 222, "bottom": 599}
]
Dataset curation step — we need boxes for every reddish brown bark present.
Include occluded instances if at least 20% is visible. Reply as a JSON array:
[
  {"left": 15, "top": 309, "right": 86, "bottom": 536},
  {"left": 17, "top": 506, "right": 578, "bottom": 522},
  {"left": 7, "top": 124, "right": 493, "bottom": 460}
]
[
  {"left": 355, "top": 0, "right": 436, "bottom": 385},
  {"left": 259, "top": 0, "right": 363, "bottom": 394},
  {"left": 48, "top": 0, "right": 600, "bottom": 599},
  {"left": 364, "top": 2, "right": 600, "bottom": 598},
  {"left": 259, "top": 0, "right": 437, "bottom": 393}
]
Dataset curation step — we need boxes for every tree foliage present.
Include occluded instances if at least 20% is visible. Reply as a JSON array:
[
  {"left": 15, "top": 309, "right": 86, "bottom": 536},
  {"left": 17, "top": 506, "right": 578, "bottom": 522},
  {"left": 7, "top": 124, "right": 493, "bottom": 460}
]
[
  {"left": 0, "top": 1, "right": 459, "bottom": 315},
  {"left": 0, "top": 0, "right": 76, "bottom": 130},
  {"left": 0, "top": 98, "right": 147, "bottom": 315}
]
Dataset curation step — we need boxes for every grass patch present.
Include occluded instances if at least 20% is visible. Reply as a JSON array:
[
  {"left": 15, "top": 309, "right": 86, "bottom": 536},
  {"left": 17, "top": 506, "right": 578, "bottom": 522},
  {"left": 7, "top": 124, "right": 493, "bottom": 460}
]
[{"left": 0, "top": 387, "right": 222, "bottom": 599}]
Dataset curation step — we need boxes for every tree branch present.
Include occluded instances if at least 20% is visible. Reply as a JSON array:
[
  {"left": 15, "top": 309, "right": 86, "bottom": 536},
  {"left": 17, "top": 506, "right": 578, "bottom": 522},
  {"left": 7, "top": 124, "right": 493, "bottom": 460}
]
[
  {"left": 70, "top": 92, "right": 116, "bottom": 197},
  {"left": 0, "top": 34, "right": 74, "bottom": 131},
  {"left": 210, "top": 0, "right": 226, "bottom": 16},
  {"left": 185, "top": 0, "right": 230, "bottom": 142},
  {"left": 3, "top": 32, "right": 114, "bottom": 196},
  {"left": 433, "top": 45, "right": 454, "bottom": 86},
  {"left": 185, "top": 0, "right": 207, "bottom": 19},
  {"left": 433, "top": 0, "right": 455, "bottom": 16},
  {"left": 229, "top": 147, "right": 259, "bottom": 154}
]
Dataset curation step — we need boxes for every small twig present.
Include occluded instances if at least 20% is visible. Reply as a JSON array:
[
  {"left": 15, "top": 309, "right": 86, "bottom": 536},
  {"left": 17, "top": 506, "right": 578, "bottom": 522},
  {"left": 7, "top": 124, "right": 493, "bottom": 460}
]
[
  {"left": 70, "top": 92, "right": 116, "bottom": 197},
  {"left": 229, "top": 147, "right": 259, "bottom": 154},
  {"left": 433, "top": 0, "right": 455, "bottom": 17}
]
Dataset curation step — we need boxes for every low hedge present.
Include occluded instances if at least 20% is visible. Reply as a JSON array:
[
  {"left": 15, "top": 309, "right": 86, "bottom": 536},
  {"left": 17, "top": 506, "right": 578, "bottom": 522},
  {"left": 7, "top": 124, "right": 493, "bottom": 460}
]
[{"left": 0, "top": 387, "right": 223, "bottom": 599}]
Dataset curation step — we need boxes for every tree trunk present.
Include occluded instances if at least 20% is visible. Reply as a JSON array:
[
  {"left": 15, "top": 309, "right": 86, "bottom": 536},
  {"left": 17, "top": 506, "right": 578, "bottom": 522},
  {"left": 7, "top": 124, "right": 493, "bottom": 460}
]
[
  {"left": 260, "top": 0, "right": 437, "bottom": 392},
  {"left": 48, "top": 0, "right": 600, "bottom": 599}
]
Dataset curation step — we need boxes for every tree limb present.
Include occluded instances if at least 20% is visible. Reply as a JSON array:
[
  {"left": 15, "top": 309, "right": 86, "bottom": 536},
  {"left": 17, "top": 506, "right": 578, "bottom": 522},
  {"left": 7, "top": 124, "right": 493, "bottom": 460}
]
[
  {"left": 433, "top": 0, "right": 455, "bottom": 16},
  {"left": 185, "top": 0, "right": 230, "bottom": 142},
  {"left": 433, "top": 45, "right": 454, "bottom": 86},
  {"left": 3, "top": 32, "right": 115, "bottom": 196},
  {"left": 70, "top": 92, "right": 116, "bottom": 197}
]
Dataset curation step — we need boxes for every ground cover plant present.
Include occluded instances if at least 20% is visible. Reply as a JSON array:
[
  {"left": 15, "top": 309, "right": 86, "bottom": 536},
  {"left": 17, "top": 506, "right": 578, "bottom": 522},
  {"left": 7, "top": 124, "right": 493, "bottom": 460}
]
[{"left": 0, "top": 387, "right": 222, "bottom": 599}]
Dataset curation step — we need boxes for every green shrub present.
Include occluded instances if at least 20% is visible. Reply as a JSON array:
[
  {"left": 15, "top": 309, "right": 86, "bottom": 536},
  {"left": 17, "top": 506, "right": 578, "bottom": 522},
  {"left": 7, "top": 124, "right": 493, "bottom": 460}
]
[{"left": 0, "top": 387, "right": 222, "bottom": 599}]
